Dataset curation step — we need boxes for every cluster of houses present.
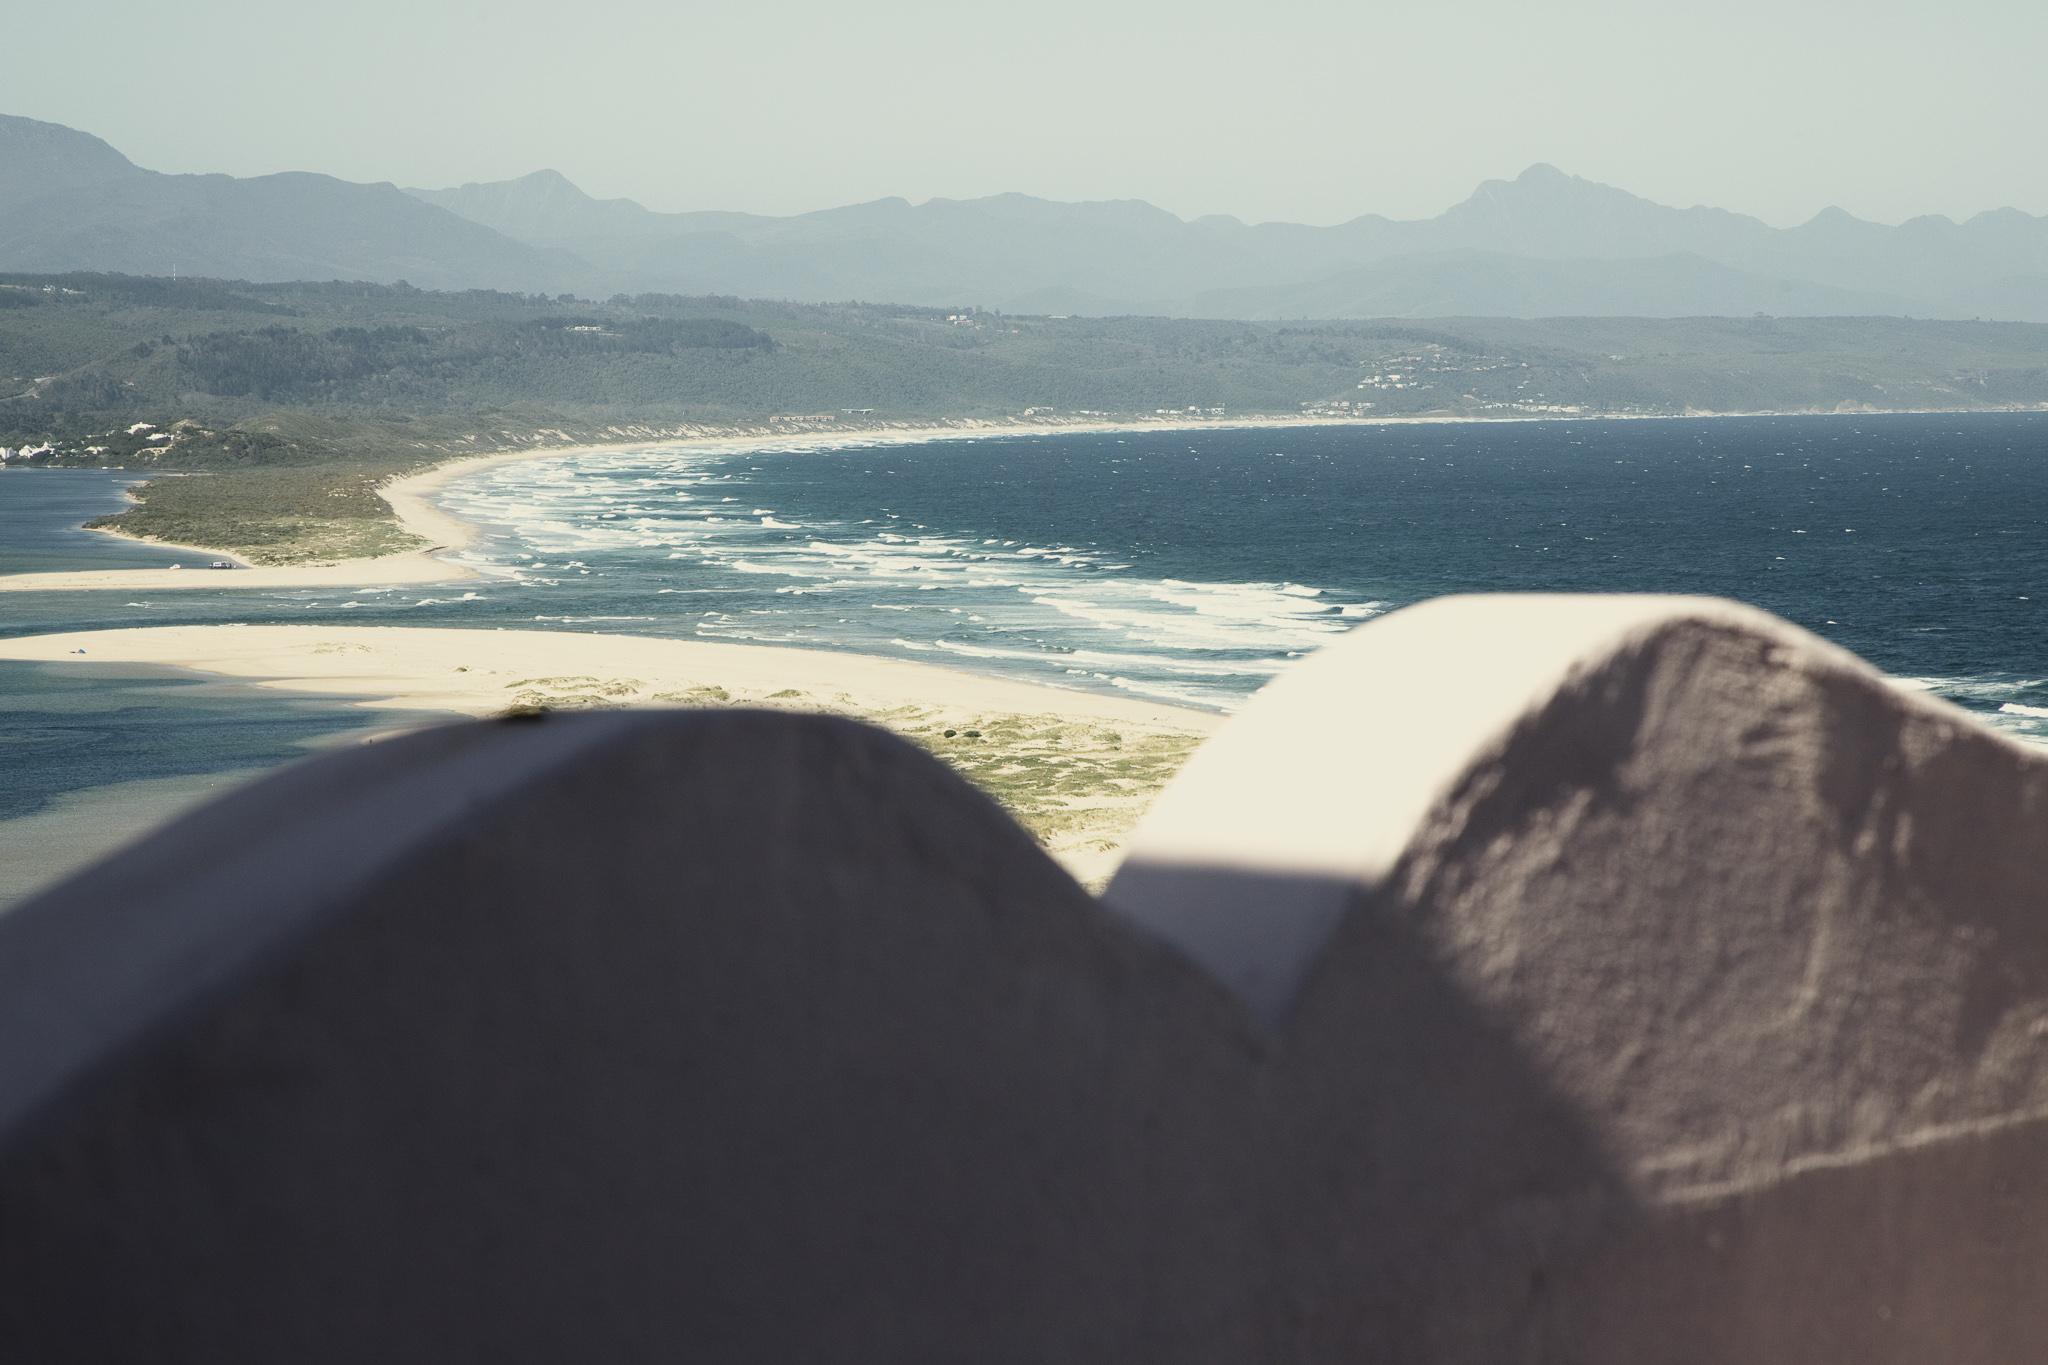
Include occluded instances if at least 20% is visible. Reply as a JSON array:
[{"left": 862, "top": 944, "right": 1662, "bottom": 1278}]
[
  {"left": 1355, "top": 343, "right": 1530, "bottom": 397},
  {"left": 936, "top": 310, "right": 1023, "bottom": 335},
  {"left": 0, "top": 420, "right": 182, "bottom": 465},
  {"left": 1298, "top": 398, "right": 1376, "bottom": 418},
  {"left": 1338, "top": 343, "right": 1601, "bottom": 415}
]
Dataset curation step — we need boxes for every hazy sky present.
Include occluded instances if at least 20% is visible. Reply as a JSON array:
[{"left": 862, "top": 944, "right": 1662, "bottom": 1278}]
[{"left": 11, "top": 0, "right": 2045, "bottom": 226}]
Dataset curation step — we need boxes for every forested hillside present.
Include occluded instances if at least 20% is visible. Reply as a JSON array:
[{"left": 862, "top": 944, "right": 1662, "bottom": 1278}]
[
  {"left": 10, "top": 273, "right": 2048, "bottom": 448},
  {"left": 4, "top": 272, "right": 2047, "bottom": 561}
]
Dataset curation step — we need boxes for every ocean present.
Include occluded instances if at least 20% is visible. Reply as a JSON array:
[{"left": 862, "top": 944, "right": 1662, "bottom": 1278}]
[
  {"left": 1, "top": 410, "right": 2043, "bottom": 897},
  {"left": 429, "top": 411, "right": 2048, "bottom": 729}
]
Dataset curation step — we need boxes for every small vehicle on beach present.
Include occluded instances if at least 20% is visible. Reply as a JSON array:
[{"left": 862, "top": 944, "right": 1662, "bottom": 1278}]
[{"left": 208, "top": 560, "right": 237, "bottom": 569}]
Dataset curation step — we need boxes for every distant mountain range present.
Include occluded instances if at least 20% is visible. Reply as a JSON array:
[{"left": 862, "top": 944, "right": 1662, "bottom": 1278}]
[
  {"left": 6, "top": 112, "right": 2048, "bottom": 320},
  {"left": 0, "top": 115, "right": 578, "bottom": 293}
]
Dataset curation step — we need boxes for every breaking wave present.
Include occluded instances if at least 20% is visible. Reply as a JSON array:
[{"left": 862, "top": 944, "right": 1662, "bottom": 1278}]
[{"left": 430, "top": 443, "right": 1383, "bottom": 707}]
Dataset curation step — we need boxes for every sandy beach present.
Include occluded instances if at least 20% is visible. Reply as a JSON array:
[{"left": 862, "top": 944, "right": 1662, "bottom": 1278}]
[
  {"left": 0, "top": 623, "right": 1213, "bottom": 723},
  {"left": 0, "top": 625, "right": 1221, "bottom": 885},
  {"left": 3, "top": 407, "right": 1936, "bottom": 597},
  {"left": 0, "top": 547, "right": 477, "bottom": 594},
  {"left": 0, "top": 413, "right": 1422, "bottom": 594},
  {"left": 0, "top": 416, "right": 1298, "bottom": 885}
]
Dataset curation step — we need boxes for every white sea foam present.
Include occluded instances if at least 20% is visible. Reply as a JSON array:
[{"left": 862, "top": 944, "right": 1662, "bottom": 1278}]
[
  {"left": 1888, "top": 674, "right": 2043, "bottom": 701},
  {"left": 437, "top": 444, "right": 1390, "bottom": 707},
  {"left": 531, "top": 614, "right": 656, "bottom": 623},
  {"left": 933, "top": 639, "right": 1284, "bottom": 678}
]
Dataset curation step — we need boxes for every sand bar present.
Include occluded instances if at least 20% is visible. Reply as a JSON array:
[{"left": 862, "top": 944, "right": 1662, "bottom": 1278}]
[
  {"left": 0, "top": 548, "right": 475, "bottom": 594},
  {"left": 0, "top": 624, "right": 1214, "bottom": 724},
  {"left": 0, "top": 625, "right": 1222, "bottom": 885}
]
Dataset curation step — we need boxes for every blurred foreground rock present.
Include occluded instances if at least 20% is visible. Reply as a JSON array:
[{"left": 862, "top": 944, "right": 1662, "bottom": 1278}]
[{"left": 2, "top": 595, "right": 2044, "bottom": 1362}]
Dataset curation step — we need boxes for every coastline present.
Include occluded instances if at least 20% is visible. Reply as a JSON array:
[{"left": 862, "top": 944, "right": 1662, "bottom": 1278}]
[
  {"left": 7, "top": 405, "right": 2043, "bottom": 596},
  {"left": 0, "top": 419, "right": 1260, "bottom": 882},
  {"left": 0, "top": 414, "right": 1400, "bottom": 593},
  {"left": 90, "top": 522, "right": 252, "bottom": 565},
  {"left": 80, "top": 477, "right": 253, "bottom": 567},
  {"left": 0, "top": 625, "right": 1222, "bottom": 886},
  {"left": 0, "top": 624, "right": 1217, "bottom": 725}
]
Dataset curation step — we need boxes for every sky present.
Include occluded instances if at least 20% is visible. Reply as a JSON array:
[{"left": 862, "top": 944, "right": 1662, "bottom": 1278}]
[{"left": 10, "top": 0, "right": 2046, "bottom": 227}]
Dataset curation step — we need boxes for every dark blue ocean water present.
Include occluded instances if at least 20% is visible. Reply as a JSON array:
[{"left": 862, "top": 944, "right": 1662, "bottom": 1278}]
[
  {"left": 4, "top": 414, "right": 2045, "bottom": 746},
  {"left": 437, "top": 412, "right": 2044, "bottom": 740},
  {"left": 0, "top": 468, "right": 191, "bottom": 574}
]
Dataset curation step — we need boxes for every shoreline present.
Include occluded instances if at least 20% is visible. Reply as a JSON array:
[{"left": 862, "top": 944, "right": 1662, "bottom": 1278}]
[
  {"left": 10, "top": 405, "right": 2038, "bottom": 595},
  {"left": 0, "top": 413, "right": 1417, "bottom": 593},
  {"left": 0, "top": 623, "right": 1217, "bottom": 726},
  {"left": 86, "top": 481, "right": 255, "bottom": 567},
  {"left": 0, "top": 624, "right": 1224, "bottom": 886},
  {"left": 91, "top": 523, "right": 252, "bottom": 566}
]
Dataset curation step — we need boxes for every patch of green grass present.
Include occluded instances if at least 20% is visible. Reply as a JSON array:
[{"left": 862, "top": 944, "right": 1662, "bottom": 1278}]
[
  {"left": 86, "top": 464, "right": 426, "bottom": 564},
  {"left": 503, "top": 675, "right": 646, "bottom": 711},
  {"left": 892, "top": 713, "right": 1201, "bottom": 844},
  {"left": 648, "top": 685, "right": 731, "bottom": 705}
]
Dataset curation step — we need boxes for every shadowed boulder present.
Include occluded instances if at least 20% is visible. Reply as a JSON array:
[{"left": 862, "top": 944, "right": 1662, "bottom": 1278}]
[
  {"left": 2, "top": 595, "right": 2046, "bottom": 1360},
  {"left": 1112, "top": 595, "right": 2048, "bottom": 1358}
]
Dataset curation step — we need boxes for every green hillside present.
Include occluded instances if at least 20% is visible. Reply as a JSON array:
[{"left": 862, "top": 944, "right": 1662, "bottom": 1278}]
[{"left": 4, "top": 273, "right": 2047, "bottom": 562}]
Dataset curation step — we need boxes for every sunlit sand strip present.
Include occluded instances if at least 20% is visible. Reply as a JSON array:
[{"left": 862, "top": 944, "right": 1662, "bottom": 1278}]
[{"left": 0, "top": 625, "right": 1220, "bottom": 887}]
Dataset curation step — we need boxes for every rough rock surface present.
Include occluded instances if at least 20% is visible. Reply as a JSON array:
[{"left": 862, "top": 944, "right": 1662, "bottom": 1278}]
[{"left": 2, "top": 596, "right": 2045, "bottom": 1361}]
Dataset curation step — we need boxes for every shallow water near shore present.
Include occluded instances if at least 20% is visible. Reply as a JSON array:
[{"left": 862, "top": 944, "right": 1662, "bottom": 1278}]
[
  {"left": 6, "top": 413, "right": 2047, "bottom": 734},
  {"left": 439, "top": 414, "right": 2043, "bottom": 709},
  {"left": 0, "top": 468, "right": 192, "bottom": 574},
  {"left": 0, "top": 659, "right": 429, "bottom": 908},
  {"left": 2, "top": 411, "right": 2044, "bottom": 897},
  {"left": 444, "top": 412, "right": 2045, "bottom": 739}
]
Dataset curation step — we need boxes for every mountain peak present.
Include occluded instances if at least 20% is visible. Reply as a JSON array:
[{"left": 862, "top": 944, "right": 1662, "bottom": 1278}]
[
  {"left": 0, "top": 111, "right": 139, "bottom": 201},
  {"left": 6, "top": 113, "right": 2046, "bottom": 320},
  {"left": 1453, "top": 164, "right": 1628, "bottom": 216},
  {"left": 1455, "top": 164, "right": 1616, "bottom": 213},
  {"left": 1800, "top": 205, "right": 1872, "bottom": 231},
  {"left": 512, "top": 168, "right": 584, "bottom": 194}
]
